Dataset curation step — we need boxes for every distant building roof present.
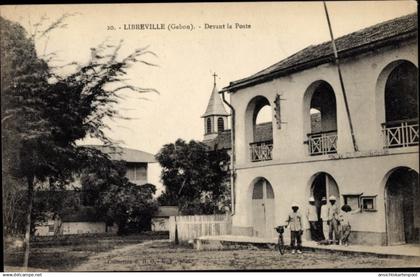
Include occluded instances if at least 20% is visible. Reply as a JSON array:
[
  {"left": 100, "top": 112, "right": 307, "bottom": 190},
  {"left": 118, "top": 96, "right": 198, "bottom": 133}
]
[
  {"left": 204, "top": 129, "right": 232, "bottom": 150},
  {"left": 154, "top": 206, "right": 179, "bottom": 217},
  {"left": 202, "top": 83, "right": 229, "bottom": 117},
  {"left": 204, "top": 122, "right": 273, "bottom": 150},
  {"left": 86, "top": 145, "right": 156, "bottom": 163},
  {"left": 224, "top": 13, "right": 417, "bottom": 92}
]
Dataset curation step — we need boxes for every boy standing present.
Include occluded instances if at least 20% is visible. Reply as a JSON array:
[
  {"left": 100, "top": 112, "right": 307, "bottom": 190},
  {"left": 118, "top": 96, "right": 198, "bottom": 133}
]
[
  {"left": 286, "top": 203, "right": 303, "bottom": 254},
  {"left": 339, "top": 204, "right": 360, "bottom": 246}
]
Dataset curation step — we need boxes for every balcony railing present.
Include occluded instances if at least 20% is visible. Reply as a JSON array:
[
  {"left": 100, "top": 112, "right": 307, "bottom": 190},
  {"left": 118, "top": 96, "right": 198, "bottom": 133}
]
[
  {"left": 250, "top": 140, "right": 273, "bottom": 162},
  {"left": 306, "top": 130, "right": 338, "bottom": 156},
  {"left": 382, "top": 119, "right": 419, "bottom": 148}
]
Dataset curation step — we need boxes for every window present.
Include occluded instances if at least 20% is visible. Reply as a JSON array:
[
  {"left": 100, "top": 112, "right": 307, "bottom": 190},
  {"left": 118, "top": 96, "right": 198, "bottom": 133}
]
[
  {"left": 343, "top": 194, "right": 361, "bottom": 211},
  {"left": 361, "top": 196, "right": 377, "bottom": 212},
  {"left": 126, "top": 167, "right": 135, "bottom": 180},
  {"left": 135, "top": 166, "right": 146, "bottom": 181},
  {"left": 206, "top": 118, "right": 212, "bottom": 134},
  {"left": 126, "top": 165, "right": 146, "bottom": 181},
  {"left": 217, "top": 117, "right": 224, "bottom": 132}
]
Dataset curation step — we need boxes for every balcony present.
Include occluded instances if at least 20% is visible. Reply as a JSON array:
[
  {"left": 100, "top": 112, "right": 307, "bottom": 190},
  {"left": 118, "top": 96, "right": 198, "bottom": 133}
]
[
  {"left": 306, "top": 130, "right": 337, "bottom": 156},
  {"left": 382, "top": 119, "right": 419, "bottom": 148},
  {"left": 250, "top": 140, "right": 273, "bottom": 162}
]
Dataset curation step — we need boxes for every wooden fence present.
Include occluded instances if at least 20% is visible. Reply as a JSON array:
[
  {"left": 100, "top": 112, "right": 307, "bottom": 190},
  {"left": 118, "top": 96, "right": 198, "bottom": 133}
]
[{"left": 169, "top": 214, "right": 232, "bottom": 243}]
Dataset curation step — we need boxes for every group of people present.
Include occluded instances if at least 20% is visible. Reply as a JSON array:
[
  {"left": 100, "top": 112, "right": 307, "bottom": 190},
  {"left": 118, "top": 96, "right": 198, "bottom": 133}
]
[{"left": 284, "top": 195, "right": 358, "bottom": 254}]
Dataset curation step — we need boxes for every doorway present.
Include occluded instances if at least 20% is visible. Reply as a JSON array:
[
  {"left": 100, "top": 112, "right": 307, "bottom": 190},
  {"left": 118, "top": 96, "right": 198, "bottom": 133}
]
[
  {"left": 385, "top": 167, "right": 419, "bottom": 245},
  {"left": 252, "top": 178, "right": 275, "bottom": 238},
  {"left": 310, "top": 172, "right": 340, "bottom": 221}
]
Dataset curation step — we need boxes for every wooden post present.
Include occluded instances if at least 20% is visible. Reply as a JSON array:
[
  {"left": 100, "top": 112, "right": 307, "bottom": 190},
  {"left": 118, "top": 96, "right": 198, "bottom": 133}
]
[
  {"left": 323, "top": 1, "right": 358, "bottom": 152},
  {"left": 174, "top": 216, "right": 179, "bottom": 245}
]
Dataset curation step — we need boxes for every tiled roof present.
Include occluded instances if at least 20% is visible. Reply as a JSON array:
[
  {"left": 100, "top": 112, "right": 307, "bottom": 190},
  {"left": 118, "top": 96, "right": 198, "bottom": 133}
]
[
  {"left": 202, "top": 83, "right": 229, "bottom": 117},
  {"left": 204, "top": 129, "right": 232, "bottom": 150},
  {"left": 85, "top": 145, "right": 156, "bottom": 163},
  {"left": 204, "top": 122, "right": 273, "bottom": 150},
  {"left": 224, "top": 13, "right": 417, "bottom": 92},
  {"left": 255, "top": 122, "right": 273, "bottom": 142}
]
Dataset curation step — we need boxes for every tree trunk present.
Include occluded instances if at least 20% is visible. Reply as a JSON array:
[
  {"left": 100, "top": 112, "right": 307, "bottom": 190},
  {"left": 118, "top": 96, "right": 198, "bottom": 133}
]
[{"left": 23, "top": 175, "right": 34, "bottom": 268}]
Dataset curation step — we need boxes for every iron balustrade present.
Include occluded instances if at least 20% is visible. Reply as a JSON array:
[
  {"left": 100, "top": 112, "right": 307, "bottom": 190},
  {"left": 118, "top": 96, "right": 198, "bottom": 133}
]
[
  {"left": 249, "top": 140, "right": 273, "bottom": 162},
  {"left": 382, "top": 119, "right": 419, "bottom": 148},
  {"left": 306, "top": 130, "right": 338, "bottom": 156}
]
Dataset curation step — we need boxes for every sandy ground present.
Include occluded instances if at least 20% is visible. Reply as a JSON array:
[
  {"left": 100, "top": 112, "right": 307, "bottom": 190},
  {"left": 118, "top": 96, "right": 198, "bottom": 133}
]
[
  {"left": 72, "top": 240, "right": 420, "bottom": 271},
  {"left": 4, "top": 233, "right": 163, "bottom": 272},
  {"left": 4, "top": 266, "right": 46, "bottom": 272}
]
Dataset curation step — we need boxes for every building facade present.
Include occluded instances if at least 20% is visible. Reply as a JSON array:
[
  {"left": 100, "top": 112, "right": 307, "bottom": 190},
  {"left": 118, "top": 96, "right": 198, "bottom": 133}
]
[
  {"left": 221, "top": 13, "right": 418, "bottom": 245},
  {"left": 91, "top": 145, "right": 156, "bottom": 186}
]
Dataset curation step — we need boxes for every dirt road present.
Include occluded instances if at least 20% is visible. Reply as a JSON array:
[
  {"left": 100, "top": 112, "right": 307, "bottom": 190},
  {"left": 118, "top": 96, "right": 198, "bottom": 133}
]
[{"left": 73, "top": 240, "right": 420, "bottom": 271}]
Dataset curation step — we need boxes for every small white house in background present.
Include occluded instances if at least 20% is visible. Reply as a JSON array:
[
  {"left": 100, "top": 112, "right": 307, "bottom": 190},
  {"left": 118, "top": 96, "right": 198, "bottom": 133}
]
[
  {"left": 87, "top": 145, "right": 157, "bottom": 186},
  {"left": 35, "top": 217, "right": 107, "bottom": 236},
  {"left": 35, "top": 146, "right": 157, "bottom": 236},
  {"left": 151, "top": 206, "right": 179, "bottom": 231}
]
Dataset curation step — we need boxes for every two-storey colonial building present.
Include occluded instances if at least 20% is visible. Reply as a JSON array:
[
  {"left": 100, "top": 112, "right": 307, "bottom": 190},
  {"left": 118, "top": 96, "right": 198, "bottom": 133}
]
[{"left": 220, "top": 13, "right": 418, "bottom": 246}]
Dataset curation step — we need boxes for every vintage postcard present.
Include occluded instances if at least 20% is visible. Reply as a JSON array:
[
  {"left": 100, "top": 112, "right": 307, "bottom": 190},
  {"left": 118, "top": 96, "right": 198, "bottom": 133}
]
[{"left": 1, "top": 1, "right": 419, "bottom": 273}]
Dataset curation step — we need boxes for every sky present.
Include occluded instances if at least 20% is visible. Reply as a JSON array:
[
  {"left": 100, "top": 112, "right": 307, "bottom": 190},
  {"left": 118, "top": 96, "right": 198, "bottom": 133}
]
[{"left": 1, "top": 2, "right": 417, "bottom": 191}]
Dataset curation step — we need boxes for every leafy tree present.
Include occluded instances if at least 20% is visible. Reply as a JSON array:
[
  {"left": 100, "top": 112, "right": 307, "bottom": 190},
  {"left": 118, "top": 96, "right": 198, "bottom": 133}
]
[
  {"left": 1, "top": 16, "right": 53, "bottom": 267},
  {"left": 104, "top": 182, "right": 158, "bottom": 234},
  {"left": 155, "top": 139, "right": 230, "bottom": 215},
  {"left": 1, "top": 15, "right": 156, "bottom": 267},
  {"left": 79, "top": 156, "right": 158, "bottom": 234}
]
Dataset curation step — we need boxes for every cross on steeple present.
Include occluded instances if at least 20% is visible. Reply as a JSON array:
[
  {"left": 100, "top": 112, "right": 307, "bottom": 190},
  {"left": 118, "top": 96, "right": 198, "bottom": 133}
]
[
  {"left": 213, "top": 72, "right": 217, "bottom": 86},
  {"left": 202, "top": 71, "right": 229, "bottom": 140}
]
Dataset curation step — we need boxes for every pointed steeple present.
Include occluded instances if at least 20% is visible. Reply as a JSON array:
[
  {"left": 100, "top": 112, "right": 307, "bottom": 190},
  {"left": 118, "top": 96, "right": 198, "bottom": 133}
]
[
  {"left": 202, "top": 73, "right": 230, "bottom": 141},
  {"left": 202, "top": 73, "right": 229, "bottom": 118}
]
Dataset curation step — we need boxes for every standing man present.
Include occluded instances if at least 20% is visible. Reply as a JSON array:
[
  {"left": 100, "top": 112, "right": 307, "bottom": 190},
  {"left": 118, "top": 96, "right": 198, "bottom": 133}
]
[
  {"left": 306, "top": 197, "right": 318, "bottom": 241},
  {"left": 286, "top": 203, "right": 303, "bottom": 254},
  {"left": 327, "top": 196, "right": 340, "bottom": 245},
  {"left": 319, "top": 197, "right": 328, "bottom": 241},
  {"left": 53, "top": 213, "right": 62, "bottom": 237}
]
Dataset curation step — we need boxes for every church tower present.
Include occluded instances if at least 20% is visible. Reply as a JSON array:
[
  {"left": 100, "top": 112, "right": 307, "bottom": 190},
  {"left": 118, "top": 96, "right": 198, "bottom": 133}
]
[{"left": 202, "top": 73, "right": 229, "bottom": 141}]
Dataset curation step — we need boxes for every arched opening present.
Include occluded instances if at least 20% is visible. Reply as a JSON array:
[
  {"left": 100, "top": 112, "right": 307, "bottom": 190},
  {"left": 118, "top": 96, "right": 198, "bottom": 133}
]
[
  {"left": 245, "top": 96, "right": 273, "bottom": 162},
  {"left": 206, "top": 117, "right": 212, "bottom": 134},
  {"left": 385, "top": 167, "right": 419, "bottom": 245},
  {"left": 310, "top": 172, "right": 340, "bottom": 219},
  {"left": 382, "top": 61, "right": 418, "bottom": 148},
  {"left": 251, "top": 177, "right": 275, "bottom": 238},
  {"left": 255, "top": 105, "right": 272, "bottom": 125},
  {"left": 304, "top": 81, "right": 338, "bottom": 155},
  {"left": 308, "top": 172, "right": 340, "bottom": 242},
  {"left": 217, "top": 117, "right": 224, "bottom": 132}
]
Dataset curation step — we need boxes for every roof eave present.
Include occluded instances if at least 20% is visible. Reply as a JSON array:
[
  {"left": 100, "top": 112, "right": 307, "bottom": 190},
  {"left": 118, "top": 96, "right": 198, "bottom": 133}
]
[
  {"left": 224, "top": 31, "right": 417, "bottom": 93},
  {"left": 201, "top": 113, "right": 230, "bottom": 118}
]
